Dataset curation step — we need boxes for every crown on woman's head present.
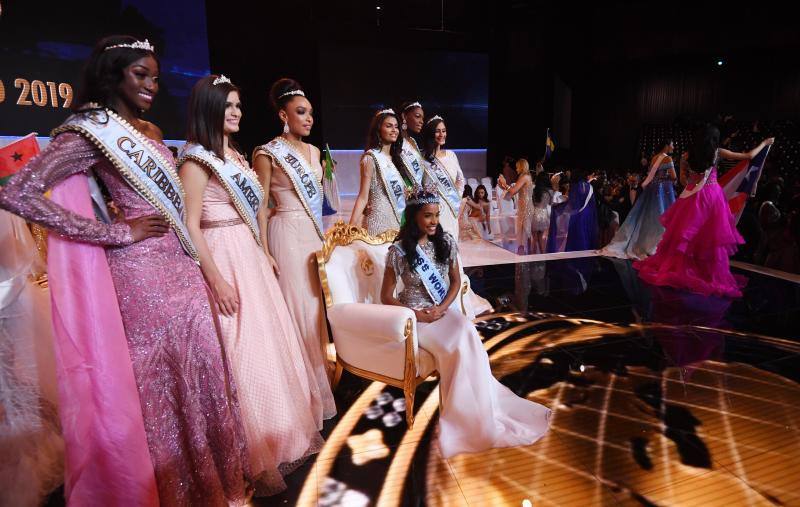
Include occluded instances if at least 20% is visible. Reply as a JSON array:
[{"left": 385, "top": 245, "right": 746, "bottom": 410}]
[
  {"left": 278, "top": 89, "right": 305, "bottom": 100},
  {"left": 212, "top": 74, "right": 232, "bottom": 86},
  {"left": 426, "top": 114, "right": 443, "bottom": 125},
  {"left": 403, "top": 101, "right": 422, "bottom": 111},
  {"left": 375, "top": 108, "right": 396, "bottom": 117},
  {"left": 405, "top": 184, "right": 440, "bottom": 206},
  {"left": 104, "top": 38, "right": 155, "bottom": 53}
]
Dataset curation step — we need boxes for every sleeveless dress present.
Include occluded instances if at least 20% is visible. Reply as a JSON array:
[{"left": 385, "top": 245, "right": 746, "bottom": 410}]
[
  {"left": 531, "top": 189, "right": 553, "bottom": 233},
  {"left": 0, "top": 133, "right": 252, "bottom": 505},
  {"left": 363, "top": 151, "right": 401, "bottom": 236},
  {"left": 514, "top": 177, "right": 534, "bottom": 250},
  {"left": 434, "top": 151, "right": 465, "bottom": 242},
  {"left": 634, "top": 158, "right": 745, "bottom": 298},
  {"left": 198, "top": 169, "right": 324, "bottom": 495},
  {"left": 387, "top": 235, "right": 550, "bottom": 458},
  {"left": 600, "top": 161, "right": 676, "bottom": 259},
  {"left": 256, "top": 146, "right": 337, "bottom": 424}
]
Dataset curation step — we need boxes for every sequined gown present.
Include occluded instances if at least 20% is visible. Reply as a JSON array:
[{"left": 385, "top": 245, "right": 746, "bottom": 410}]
[
  {"left": 0, "top": 133, "right": 252, "bottom": 506},
  {"left": 601, "top": 161, "right": 676, "bottom": 259},
  {"left": 387, "top": 235, "right": 550, "bottom": 458},
  {"left": 514, "top": 177, "right": 534, "bottom": 250},
  {"left": 255, "top": 146, "right": 336, "bottom": 424},
  {"left": 363, "top": 151, "right": 401, "bottom": 236},
  {"left": 198, "top": 171, "right": 324, "bottom": 495}
]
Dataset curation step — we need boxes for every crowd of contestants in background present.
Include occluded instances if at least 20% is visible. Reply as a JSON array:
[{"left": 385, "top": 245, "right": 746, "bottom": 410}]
[{"left": 489, "top": 118, "right": 799, "bottom": 274}]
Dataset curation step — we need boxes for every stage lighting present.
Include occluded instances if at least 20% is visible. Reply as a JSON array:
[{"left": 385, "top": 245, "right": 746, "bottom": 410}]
[{"left": 717, "top": 59, "right": 724, "bottom": 66}]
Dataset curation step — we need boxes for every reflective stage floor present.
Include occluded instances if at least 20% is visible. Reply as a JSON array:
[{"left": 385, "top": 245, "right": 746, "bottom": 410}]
[{"left": 258, "top": 254, "right": 800, "bottom": 507}]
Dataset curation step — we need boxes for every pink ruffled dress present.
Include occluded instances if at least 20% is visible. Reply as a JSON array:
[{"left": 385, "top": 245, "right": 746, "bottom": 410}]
[{"left": 634, "top": 165, "right": 746, "bottom": 298}]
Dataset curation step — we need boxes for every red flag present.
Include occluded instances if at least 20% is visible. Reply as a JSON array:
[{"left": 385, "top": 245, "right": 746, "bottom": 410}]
[{"left": 0, "top": 134, "right": 40, "bottom": 184}]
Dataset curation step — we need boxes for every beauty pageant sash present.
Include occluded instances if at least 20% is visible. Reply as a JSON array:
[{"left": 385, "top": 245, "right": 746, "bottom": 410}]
[
  {"left": 53, "top": 108, "right": 198, "bottom": 261},
  {"left": 679, "top": 168, "right": 712, "bottom": 199},
  {"left": 259, "top": 137, "right": 324, "bottom": 239},
  {"left": 400, "top": 137, "right": 427, "bottom": 184},
  {"left": 425, "top": 158, "right": 461, "bottom": 217},
  {"left": 368, "top": 149, "right": 406, "bottom": 224},
  {"left": 179, "top": 143, "right": 264, "bottom": 245},
  {"left": 393, "top": 243, "right": 449, "bottom": 305}
]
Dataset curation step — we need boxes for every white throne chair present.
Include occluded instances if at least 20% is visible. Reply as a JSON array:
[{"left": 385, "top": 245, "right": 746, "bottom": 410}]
[{"left": 316, "top": 222, "right": 467, "bottom": 427}]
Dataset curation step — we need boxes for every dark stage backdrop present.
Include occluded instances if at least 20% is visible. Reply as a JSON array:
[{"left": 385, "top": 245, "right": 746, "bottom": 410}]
[
  {"left": 318, "top": 45, "right": 488, "bottom": 150},
  {"left": 0, "top": 0, "right": 211, "bottom": 139}
]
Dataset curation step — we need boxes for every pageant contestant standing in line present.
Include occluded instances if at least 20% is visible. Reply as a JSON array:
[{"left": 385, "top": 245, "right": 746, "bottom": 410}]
[
  {"left": 0, "top": 36, "right": 252, "bottom": 505},
  {"left": 349, "top": 109, "right": 408, "bottom": 236},
  {"left": 600, "top": 139, "right": 677, "bottom": 259},
  {"left": 382, "top": 186, "right": 550, "bottom": 458},
  {"left": 252, "top": 78, "right": 336, "bottom": 424},
  {"left": 399, "top": 100, "right": 427, "bottom": 185},
  {"left": 421, "top": 115, "right": 466, "bottom": 241},
  {"left": 178, "top": 75, "right": 324, "bottom": 496},
  {"left": 635, "top": 126, "right": 774, "bottom": 297},
  {"left": 498, "top": 158, "right": 534, "bottom": 254}
]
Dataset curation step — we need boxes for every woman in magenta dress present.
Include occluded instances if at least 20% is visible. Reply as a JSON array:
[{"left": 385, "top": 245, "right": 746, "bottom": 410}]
[
  {"left": 634, "top": 125, "right": 774, "bottom": 298},
  {"left": 179, "top": 75, "right": 323, "bottom": 496},
  {"left": 0, "top": 36, "right": 251, "bottom": 505}
]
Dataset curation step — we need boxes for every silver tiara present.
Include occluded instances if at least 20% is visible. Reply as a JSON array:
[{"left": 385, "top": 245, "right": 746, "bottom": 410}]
[
  {"left": 212, "top": 74, "right": 231, "bottom": 86},
  {"left": 278, "top": 89, "right": 305, "bottom": 99},
  {"left": 403, "top": 101, "right": 422, "bottom": 111},
  {"left": 376, "top": 108, "right": 395, "bottom": 116},
  {"left": 405, "top": 184, "right": 440, "bottom": 206},
  {"left": 426, "top": 115, "right": 443, "bottom": 125},
  {"left": 104, "top": 39, "right": 155, "bottom": 53}
]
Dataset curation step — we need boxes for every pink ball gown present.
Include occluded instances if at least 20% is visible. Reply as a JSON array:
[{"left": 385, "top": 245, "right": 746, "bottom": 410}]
[
  {"left": 0, "top": 133, "right": 252, "bottom": 505},
  {"left": 197, "top": 167, "right": 325, "bottom": 495},
  {"left": 634, "top": 165, "right": 746, "bottom": 298}
]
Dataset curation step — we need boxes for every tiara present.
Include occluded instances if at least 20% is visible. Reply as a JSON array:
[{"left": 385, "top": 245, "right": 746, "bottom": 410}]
[
  {"left": 104, "top": 38, "right": 155, "bottom": 53},
  {"left": 375, "top": 108, "right": 395, "bottom": 116},
  {"left": 278, "top": 89, "right": 305, "bottom": 100},
  {"left": 426, "top": 115, "right": 443, "bottom": 125},
  {"left": 212, "top": 74, "right": 231, "bottom": 86},
  {"left": 405, "top": 184, "right": 440, "bottom": 206},
  {"left": 403, "top": 101, "right": 422, "bottom": 111}
]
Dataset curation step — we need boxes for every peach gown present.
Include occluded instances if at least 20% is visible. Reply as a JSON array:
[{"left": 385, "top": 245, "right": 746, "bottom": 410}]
[
  {"left": 255, "top": 147, "right": 337, "bottom": 424},
  {"left": 199, "top": 168, "right": 326, "bottom": 495}
]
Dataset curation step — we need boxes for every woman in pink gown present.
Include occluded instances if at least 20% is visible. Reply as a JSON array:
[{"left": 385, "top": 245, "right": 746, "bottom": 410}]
[
  {"left": 252, "top": 78, "right": 336, "bottom": 425},
  {"left": 634, "top": 125, "right": 774, "bottom": 298},
  {"left": 179, "top": 76, "right": 324, "bottom": 495},
  {"left": 0, "top": 37, "right": 251, "bottom": 505}
]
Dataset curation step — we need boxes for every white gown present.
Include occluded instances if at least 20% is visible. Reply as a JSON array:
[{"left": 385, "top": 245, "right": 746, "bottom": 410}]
[
  {"left": 0, "top": 210, "right": 64, "bottom": 506},
  {"left": 429, "top": 151, "right": 492, "bottom": 317},
  {"left": 387, "top": 234, "right": 550, "bottom": 458}
]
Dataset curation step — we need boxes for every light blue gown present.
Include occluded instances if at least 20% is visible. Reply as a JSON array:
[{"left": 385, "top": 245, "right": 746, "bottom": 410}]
[{"left": 601, "top": 161, "right": 676, "bottom": 259}]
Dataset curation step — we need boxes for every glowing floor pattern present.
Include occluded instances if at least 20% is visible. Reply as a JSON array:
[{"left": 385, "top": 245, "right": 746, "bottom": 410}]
[{"left": 272, "top": 313, "right": 800, "bottom": 507}]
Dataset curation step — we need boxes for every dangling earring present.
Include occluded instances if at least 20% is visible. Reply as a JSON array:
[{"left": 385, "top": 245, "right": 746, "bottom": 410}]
[
  {"left": 402, "top": 120, "right": 408, "bottom": 131},
  {"left": 283, "top": 121, "right": 290, "bottom": 135}
]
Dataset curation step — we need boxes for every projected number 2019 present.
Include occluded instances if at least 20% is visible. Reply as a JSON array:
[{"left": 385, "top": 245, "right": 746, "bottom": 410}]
[{"left": 0, "top": 78, "right": 73, "bottom": 108}]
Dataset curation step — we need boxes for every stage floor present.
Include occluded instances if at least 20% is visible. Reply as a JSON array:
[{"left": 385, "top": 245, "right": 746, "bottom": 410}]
[{"left": 255, "top": 249, "right": 800, "bottom": 507}]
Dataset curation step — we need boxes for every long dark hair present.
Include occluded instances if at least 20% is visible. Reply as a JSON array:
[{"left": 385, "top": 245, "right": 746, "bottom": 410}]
[
  {"left": 462, "top": 184, "right": 473, "bottom": 199},
  {"left": 397, "top": 196, "right": 451, "bottom": 267},
  {"left": 474, "top": 184, "right": 490, "bottom": 203},
  {"left": 364, "top": 110, "right": 405, "bottom": 175},
  {"left": 533, "top": 171, "right": 552, "bottom": 204},
  {"left": 421, "top": 117, "right": 444, "bottom": 163},
  {"left": 74, "top": 35, "right": 159, "bottom": 112},
  {"left": 186, "top": 75, "right": 241, "bottom": 160},
  {"left": 687, "top": 125, "right": 720, "bottom": 173}
]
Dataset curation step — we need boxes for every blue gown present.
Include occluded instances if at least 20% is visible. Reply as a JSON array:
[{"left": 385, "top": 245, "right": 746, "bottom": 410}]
[
  {"left": 600, "top": 161, "right": 676, "bottom": 259},
  {"left": 546, "top": 179, "right": 599, "bottom": 253}
]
